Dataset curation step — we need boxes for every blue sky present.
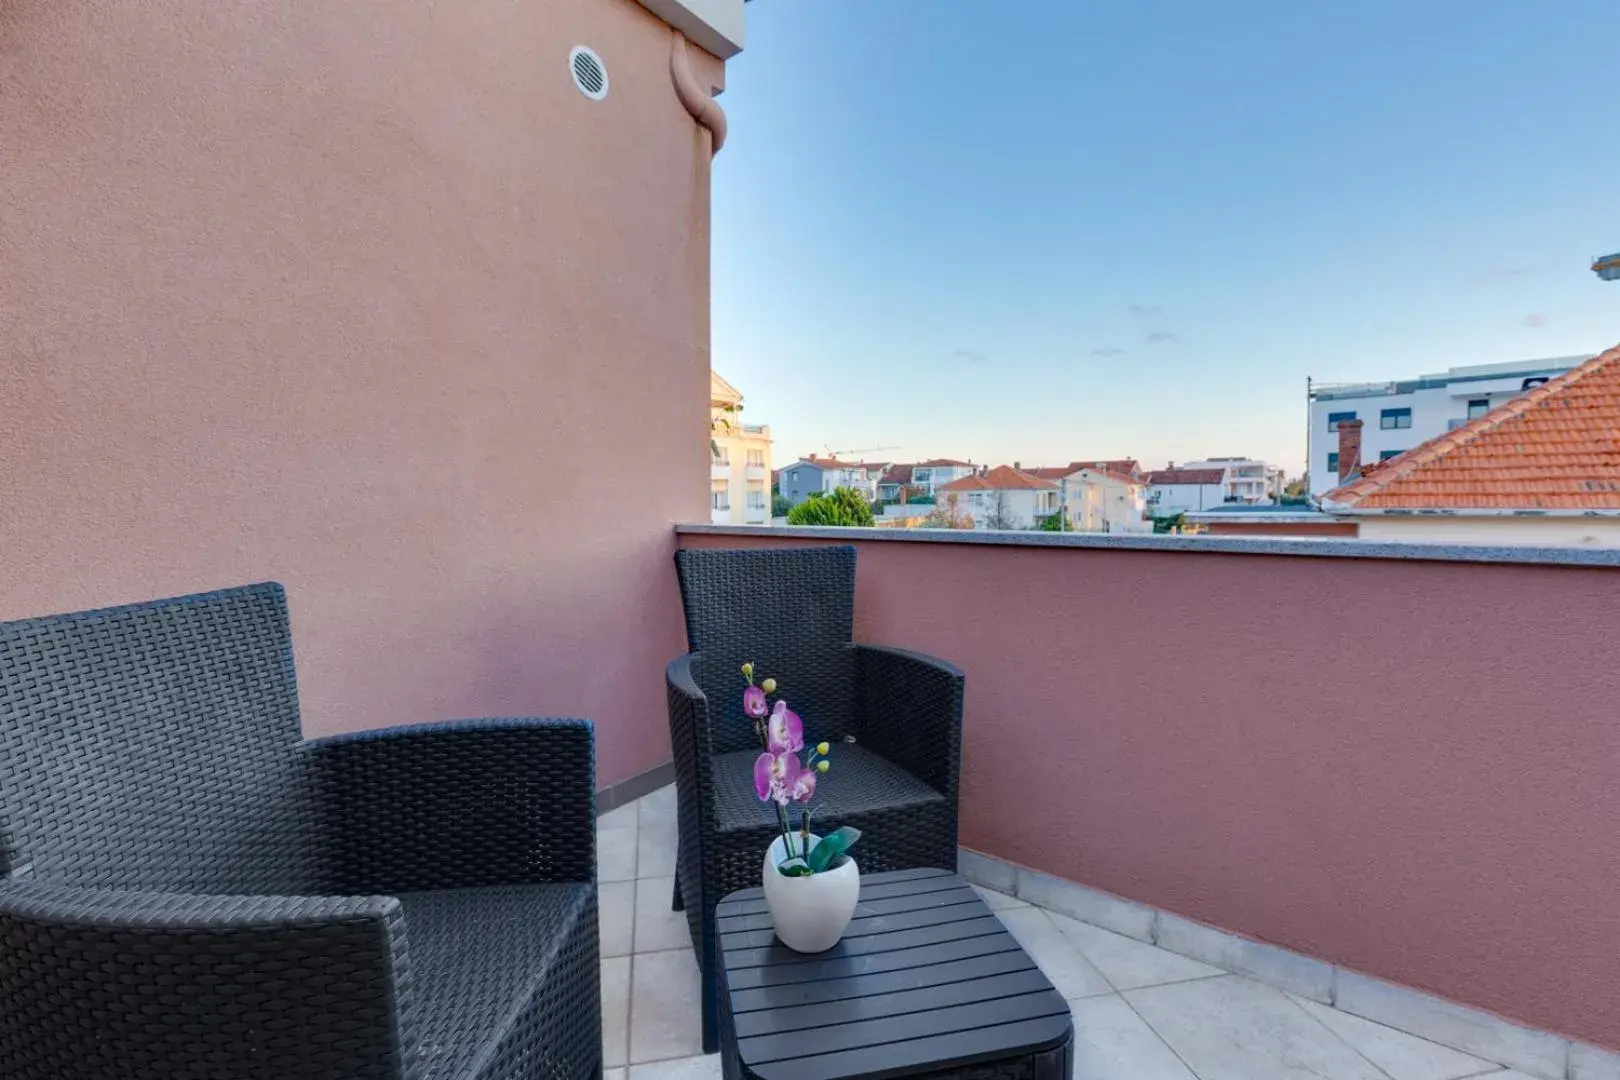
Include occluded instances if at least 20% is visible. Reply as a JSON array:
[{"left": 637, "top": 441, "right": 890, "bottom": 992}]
[{"left": 710, "top": 1, "right": 1619, "bottom": 476}]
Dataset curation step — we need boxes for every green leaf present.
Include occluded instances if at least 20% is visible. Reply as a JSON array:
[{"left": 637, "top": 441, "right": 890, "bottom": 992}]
[
  {"left": 777, "top": 860, "right": 813, "bottom": 877},
  {"left": 805, "top": 826, "right": 861, "bottom": 874}
]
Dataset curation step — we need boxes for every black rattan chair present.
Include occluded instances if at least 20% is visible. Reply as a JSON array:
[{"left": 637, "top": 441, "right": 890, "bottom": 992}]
[
  {"left": 0, "top": 583, "right": 601, "bottom": 1080},
  {"left": 666, "top": 544, "right": 963, "bottom": 1052}
]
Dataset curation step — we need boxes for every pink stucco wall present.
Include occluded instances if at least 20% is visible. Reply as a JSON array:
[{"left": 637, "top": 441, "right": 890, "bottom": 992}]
[
  {"left": 679, "top": 530, "right": 1620, "bottom": 1051},
  {"left": 0, "top": 0, "right": 724, "bottom": 786}
]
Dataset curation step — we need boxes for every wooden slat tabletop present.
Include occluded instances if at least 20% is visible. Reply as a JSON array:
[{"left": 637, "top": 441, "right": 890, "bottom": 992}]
[{"left": 716, "top": 868, "right": 1073, "bottom": 1080}]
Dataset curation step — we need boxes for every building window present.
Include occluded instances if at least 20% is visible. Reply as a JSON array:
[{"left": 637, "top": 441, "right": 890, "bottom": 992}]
[
  {"left": 1327, "top": 452, "right": 1339, "bottom": 474},
  {"left": 1380, "top": 407, "right": 1412, "bottom": 430},
  {"left": 746, "top": 483, "right": 765, "bottom": 509},
  {"left": 710, "top": 481, "right": 729, "bottom": 511},
  {"left": 1379, "top": 450, "right": 1402, "bottom": 460},
  {"left": 1327, "top": 411, "right": 1356, "bottom": 432},
  {"left": 746, "top": 448, "right": 765, "bottom": 468},
  {"left": 914, "top": 469, "right": 932, "bottom": 483},
  {"left": 1467, "top": 398, "right": 1489, "bottom": 420},
  {"left": 712, "top": 446, "right": 729, "bottom": 464}
]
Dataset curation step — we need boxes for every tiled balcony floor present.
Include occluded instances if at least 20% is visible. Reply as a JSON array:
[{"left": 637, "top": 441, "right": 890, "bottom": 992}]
[{"left": 598, "top": 787, "right": 1531, "bottom": 1080}]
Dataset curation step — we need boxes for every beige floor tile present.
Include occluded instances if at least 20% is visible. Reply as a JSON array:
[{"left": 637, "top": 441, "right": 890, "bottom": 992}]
[
  {"left": 629, "top": 949, "right": 704, "bottom": 1064},
  {"left": 599, "top": 880, "right": 636, "bottom": 957},
  {"left": 599, "top": 825, "right": 638, "bottom": 883},
  {"left": 1125, "top": 975, "right": 1386, "bottom": 1080},
  {"left": 1048, "top": 911, "right": 1223, "bottom": 991},
  {"left": 635, "top": 876, "right": 691, "bottom": 953},
  {"left": 1070, "top": 994, "right": 1199, "bottom": 1080},
  {"left": 627, "top": 1054, "right": 723, "bottom": 1080},
  {"left": 601, "top": 955, "right": 631, "bottom": 1068},
  {"left": 994, "top": 907, "right": 1113, "bottom": 1000}
]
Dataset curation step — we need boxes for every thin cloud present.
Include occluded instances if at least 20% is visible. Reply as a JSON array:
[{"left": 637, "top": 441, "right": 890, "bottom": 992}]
[
  {"left": 1523, "top": 313, "right": 1548, "bottom": 328},
  {"left": 1128, "top": 304, "right": 1165, "bottom": 316},
  {"left": 1474, "top": 265, "right": 1532, "bottom": 286},
  {"left": 1145, "top": 332, "right": 1178, "bottom": 345},
  {"left": 1090, "top": 347, "right": 1126, "bottom": 358},
  {"left": 951, "top": 349, "right": 990, "bottom": 364}
]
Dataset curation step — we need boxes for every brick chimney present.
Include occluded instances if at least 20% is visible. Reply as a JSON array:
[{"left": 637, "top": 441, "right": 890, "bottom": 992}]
[{"left": 1336, "top": 419, "right": 1363, "bottom": 484}]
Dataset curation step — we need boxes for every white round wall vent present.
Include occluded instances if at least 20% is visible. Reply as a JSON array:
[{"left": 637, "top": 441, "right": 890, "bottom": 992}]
[{"left": 570, "top": 46, "right": 608, "bottom": 100}]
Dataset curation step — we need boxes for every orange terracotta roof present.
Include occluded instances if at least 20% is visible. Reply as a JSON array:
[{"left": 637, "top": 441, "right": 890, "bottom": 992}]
[
  {"left": 1144, "top": 468, "right": 1226, "bottom": 486},
  {"left": 878, "top": 464, "right": 915, "bottom": 485},
  {"left": 938, "top": 465, "right": 1059, "bottom": 493},
  {"left": 918, "top": 457, "right": 971, "bottom": 467},
  {"left": 1323, "top": 344, "right": 1620, "bottom": 512}
]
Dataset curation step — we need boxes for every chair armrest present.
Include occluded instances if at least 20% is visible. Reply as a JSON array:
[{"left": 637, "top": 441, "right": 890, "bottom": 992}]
[
  {"left": 851, "top": 644, "right": 965, "bottom": 800},
  {"left": 0, "top": 881, "right": 411, "bottom": 1079},
  {"left": 666, "top": 653, "right": 717, "bottom": 801},
  {"left": 309, "top": 717, "right": 597, "bottom": 894},
  {"left": 666, "top": 654, "right": 718, "bottom": 880}
]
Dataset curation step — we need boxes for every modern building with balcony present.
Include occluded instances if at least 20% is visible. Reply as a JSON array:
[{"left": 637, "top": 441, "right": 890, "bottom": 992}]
[
  {"left": 1171, "top": 458, "right": 1286, "bottom": 504},
  {"left": 709, "top": 371, "right": 771, "bottom": 525},
  {"left": 875, "top": 459, "right": 977, "bottom": 502},
  {"left": 1307, "top": 355, "right": 1592, "bottom": 497},
  {"left": 777, "top": 456, "right": 884, "bottom": 505}
]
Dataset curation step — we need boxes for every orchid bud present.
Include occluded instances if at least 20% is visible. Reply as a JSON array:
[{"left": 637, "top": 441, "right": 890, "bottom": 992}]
[
  {"left": 816, "top": 742, "right": 830, "bottom": 756},
  {"left": 741, "top": 661, "right": 754, "bottom": 678},
  {"left": 762, "top": 677, "right": 777, "bottom": 694},
  {"left": 816, "top": 760, "right": 829, "bottom": 773}
]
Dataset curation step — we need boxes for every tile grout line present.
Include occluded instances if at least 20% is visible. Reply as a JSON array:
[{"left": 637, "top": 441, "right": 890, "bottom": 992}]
[
  {"left": 1113, "top": 982, "right": 1208, "bottom": 1080},
  {"left": 1279, "top": 987, "right": 1403, "bottom": 1080}
]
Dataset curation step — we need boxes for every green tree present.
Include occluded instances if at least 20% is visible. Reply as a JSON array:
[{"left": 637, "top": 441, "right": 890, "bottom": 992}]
[
  {"left": 1037, "top": 512, "right": 1069, "bottom": 532},
  {"left": 786, "top": 487, "right": 876, "bottom": 527},
  {"left": 771, "top": 493, "right": 793, "bottom": 517},
  {"left": 1151, "top": 512, "right": 1187, "bottom": 534}
]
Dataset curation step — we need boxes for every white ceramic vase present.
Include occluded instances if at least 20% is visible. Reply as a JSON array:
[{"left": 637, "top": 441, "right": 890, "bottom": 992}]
[{"left": 761, "top": 832, "right": 860, "bottom": 953}]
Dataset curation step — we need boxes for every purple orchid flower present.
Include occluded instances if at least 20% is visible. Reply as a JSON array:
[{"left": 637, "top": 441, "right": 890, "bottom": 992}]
[
  {"left": 766, "top": 700, "right": 803, "bottom": 755},
  {"left": 742, "top": 685, "right": 768, "bottom": 719},
  {"left": 788, "top": 762, "right": 817, "bottom": 803},
  {"left": 753, "top": 750, "right": 805, "bottom": 806}
]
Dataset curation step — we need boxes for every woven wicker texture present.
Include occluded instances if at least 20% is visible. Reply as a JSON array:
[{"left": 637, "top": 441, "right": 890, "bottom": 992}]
[
  {"left": 0, "top": 583, "right": 601, "bottom": 1080},
  {"left": 669, "top": 546, "right": 965, "bottom": 1053}
]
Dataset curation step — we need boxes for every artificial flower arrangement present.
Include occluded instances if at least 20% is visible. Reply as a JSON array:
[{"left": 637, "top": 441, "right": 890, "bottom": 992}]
[{"left": 742, "top": 662, "right": 860, "bottom": 877}]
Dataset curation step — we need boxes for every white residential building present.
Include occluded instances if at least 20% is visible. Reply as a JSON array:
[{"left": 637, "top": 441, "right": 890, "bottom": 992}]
[
  {"left": 936, "top": 466, "right": 1061, "bottom": 530},
  {"left": 710, "top": 371, "right": 771, "bottom": 525},
  {"left": 1307, "top": 355, "right": 1589, "bottom": 497},
  {"left": 875, "top": 459, "right": 977, "bottom": 502},
  {"left": 1143, "top": 467, "right": 1229, "bottom": 518},
  {"left": 1036, "top": 466, "right": 1151, "bottom": 533},
  {"left": 1173, "top": 458, "right": 1285, "bottom": 504},
  {"left": 777, "top": 456, "right": 882, "bottom": 505}
]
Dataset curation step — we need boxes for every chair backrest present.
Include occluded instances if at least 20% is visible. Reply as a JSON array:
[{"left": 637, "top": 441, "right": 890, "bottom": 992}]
[
  {"left": 0, "top": 583, "right": 327, "bottom": 894},
  {"left": 674, "top": 546, "right": 857, "bottom": 755}
]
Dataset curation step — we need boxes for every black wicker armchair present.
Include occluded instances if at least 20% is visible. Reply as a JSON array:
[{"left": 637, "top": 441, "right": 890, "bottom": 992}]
[
  {"left": 666, "top": 544, "right": 964, "bottom": 1052},
  {"left": 0, "top": 583, "right": 601, "bottom": 1080}
]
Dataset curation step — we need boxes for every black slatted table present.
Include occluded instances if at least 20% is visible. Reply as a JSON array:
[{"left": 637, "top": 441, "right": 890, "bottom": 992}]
[{"left": 715, "top": 868, "right": 1074, "bottom": 1080}]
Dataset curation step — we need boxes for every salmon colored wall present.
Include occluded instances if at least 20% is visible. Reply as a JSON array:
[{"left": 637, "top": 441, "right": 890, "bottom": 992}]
[
  {"left": 0, "top": 0, "right": 724, "bottom": 786},
  {"left": 1203, "top": 521, "right": 1360, "bottom": 537},
  {"left": 679, "top": 531, "right": 1620, "bottom": 1051}
]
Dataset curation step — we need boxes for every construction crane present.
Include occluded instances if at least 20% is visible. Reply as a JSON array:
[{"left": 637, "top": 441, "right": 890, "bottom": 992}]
[
  {"left": 824, "top": 443, "right": 900, "bottom": 460},
  {"left": 1593, "top": 251, "right": 1620, "bottom": 282}
]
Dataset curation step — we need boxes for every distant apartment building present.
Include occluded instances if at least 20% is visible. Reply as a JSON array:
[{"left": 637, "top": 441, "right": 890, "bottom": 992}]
[
  {"left": 710, "top": 372, "right": 772, "bottom": 525},
  {"left": 937, "top": 466, "right": 1060, "bottom": 530},
  {"left": 1024, "top": 464, "right": 1151, "bottom": 533},
  {"left": 876, "top": 459, "right": 976, "bottom": 502},
  {"left": 1172, "top": 458, "right": 1285, "bottom": 504},
  {"left": 1307, "top": 355, "right": 1590, "bottom": 497},
  {"left": 778, "top": 456, "right": 882, "bottom": 505},
  {"left": 1143, "top": 467, "right": 1228, "bottom": 517},
  {"left": 1320, "top": 345, "right": 1620, "bottom": 546}
]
